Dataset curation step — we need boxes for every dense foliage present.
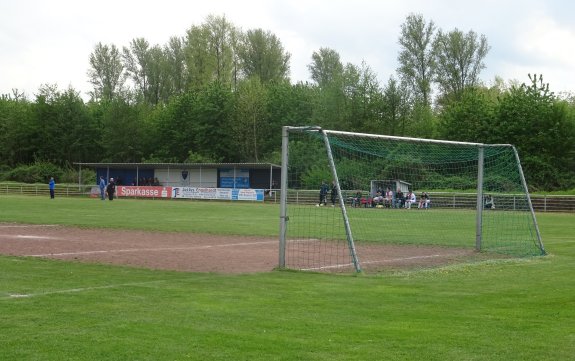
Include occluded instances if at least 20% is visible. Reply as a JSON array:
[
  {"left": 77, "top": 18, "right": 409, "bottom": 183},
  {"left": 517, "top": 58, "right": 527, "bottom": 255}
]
[{"left": 1, "top": 15, "right": 574, "bottom": 190}]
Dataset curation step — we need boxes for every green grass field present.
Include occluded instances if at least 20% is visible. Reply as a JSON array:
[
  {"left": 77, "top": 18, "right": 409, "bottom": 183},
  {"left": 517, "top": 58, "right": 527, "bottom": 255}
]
[{"left": 0, "top": 196, "right": 574, "bottom": 360}]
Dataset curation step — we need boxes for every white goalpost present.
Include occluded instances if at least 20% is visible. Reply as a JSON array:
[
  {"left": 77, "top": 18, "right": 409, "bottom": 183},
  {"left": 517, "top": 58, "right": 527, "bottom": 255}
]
[{"left": 279, "top": 126, "right": 545, "bottom": 273}]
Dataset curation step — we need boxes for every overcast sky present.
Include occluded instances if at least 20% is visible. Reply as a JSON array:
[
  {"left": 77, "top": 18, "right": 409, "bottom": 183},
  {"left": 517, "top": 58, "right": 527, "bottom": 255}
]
[{"left": 1, "top": 0, "right": 574, "bottom": 100}]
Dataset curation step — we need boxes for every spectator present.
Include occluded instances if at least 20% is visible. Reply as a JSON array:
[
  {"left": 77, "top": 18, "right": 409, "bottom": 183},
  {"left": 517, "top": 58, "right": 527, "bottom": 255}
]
[
  {"left": 48, "top": 177, "right": 55, "bottom": 199},
  {"left": 319, "top": 180, "right": 329, "bottom": 206},
  {"left": 330, "top": 181, "right": 338, "bottom": 207},
  {"left": 372, "top": 190, "right": 384, "bottom": 207},
  {"left": 351, "top": 191, "right": 362, "bottom": 207},
  {"left": 384, "top": 187, "right": 393, "bottom": 208},
  {"left": 395, "top": 189, "right": 405, "bottom": 208},
  {"left": 99, "top": 176, "right": 106, "bottom": 200},
  {"left": 419, "top": 192, "right": 430, "bottom": 209},
  {"left": 484, "top": 194, "right": 495, "bottom": 209},
  {"left": 406, "top": 190, "right": 416, "bottom": 209},
  {"left": 106, "top": 178, "right": 116, "bottom": 201}
]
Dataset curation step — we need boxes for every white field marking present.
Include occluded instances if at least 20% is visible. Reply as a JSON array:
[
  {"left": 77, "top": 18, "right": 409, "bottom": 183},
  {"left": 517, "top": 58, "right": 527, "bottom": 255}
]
[
  {"left": 0, "top": 224, "right": 57, "bottom": 228},
  {"left": 287, "top": 238, "right": 321, "bottom": 243},
  {"left": 300, "top": 254, "right": 459, "bottom": 271},
  {"left": 26, "top": 240, "right": 277, "bottom": 257},
  {"left": 0, "top": 234, "right": 57, "bottom": 240},
  {"left": 2, "top": 279, "right": 174, "bottom": 300}
]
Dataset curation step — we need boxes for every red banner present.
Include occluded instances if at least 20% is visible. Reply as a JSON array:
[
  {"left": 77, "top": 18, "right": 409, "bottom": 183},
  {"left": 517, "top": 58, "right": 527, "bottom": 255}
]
[{"left": 117, "top": 186, "right": 172, "bottom": 198}]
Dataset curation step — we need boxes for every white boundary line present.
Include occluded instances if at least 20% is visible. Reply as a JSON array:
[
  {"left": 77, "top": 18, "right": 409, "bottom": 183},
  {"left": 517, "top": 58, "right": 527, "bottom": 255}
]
[
  {"left": 299, "top": 253, "right": 460, "bottom": 271},
  {"left": 26, "top": 240, "right": 277, "bottom": 257},
  {"left": 0, "top": 224, "right": 57, "bottom": 228},
  {"left": 2, "top": 279, "right": 173, "bottom": 299},
  {"left": 0, "top": 234, "right": 57, "bottom": 240}
]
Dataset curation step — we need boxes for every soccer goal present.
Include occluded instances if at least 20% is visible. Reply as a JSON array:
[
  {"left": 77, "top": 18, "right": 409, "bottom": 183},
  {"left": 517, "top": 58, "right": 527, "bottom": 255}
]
[{"left": 279, "top": 126, "right": 545, "bottom": 273}]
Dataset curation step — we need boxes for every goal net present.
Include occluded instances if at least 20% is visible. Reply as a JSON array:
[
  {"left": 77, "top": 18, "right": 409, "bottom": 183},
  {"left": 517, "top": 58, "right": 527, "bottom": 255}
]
[{"left": 279, "top": 126, "right": 545, "bottom": 273}]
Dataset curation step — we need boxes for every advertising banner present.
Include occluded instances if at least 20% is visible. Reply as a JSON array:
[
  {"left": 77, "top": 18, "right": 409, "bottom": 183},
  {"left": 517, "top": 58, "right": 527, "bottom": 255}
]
[
  {"left": 172, "top": 187, "right": 264, "bottom": 201},
  {"left": 219, "top": 168, "right": 250, "bottom": 188},
  {"left": 117, "top": 186, "right": 172, "bottom": 198}
]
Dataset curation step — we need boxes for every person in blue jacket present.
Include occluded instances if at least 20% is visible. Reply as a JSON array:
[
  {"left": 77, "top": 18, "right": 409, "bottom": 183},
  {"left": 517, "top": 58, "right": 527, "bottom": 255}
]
[
  {"left": 319, "top": 180, "right": 329, "bottom": 206},
  {"left": 99, "top": 176, "right": 106, "bottom": 200},
  {"left": 48, "top": 177, "right": 55, "bottom": 199}
]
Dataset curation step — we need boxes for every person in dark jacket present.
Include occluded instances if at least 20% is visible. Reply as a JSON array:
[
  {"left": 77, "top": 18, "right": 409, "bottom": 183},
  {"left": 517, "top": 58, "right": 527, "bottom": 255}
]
[{"left": 106, "top": 177, "right": 116, "bottom": 201}]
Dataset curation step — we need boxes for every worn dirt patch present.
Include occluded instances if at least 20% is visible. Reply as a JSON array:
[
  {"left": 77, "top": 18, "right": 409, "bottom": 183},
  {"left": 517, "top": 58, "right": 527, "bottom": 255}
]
[{"left": 0, "top": 223, "right": 476, "bottom": 274}]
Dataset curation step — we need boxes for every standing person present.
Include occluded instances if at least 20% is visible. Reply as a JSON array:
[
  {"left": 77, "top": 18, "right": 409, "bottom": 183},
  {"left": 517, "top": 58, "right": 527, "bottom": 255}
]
[
  {"left": 319, "top": 180, "right": 328, "bottom": 206},
  {"left": 106, "top": 177, "right": 116, "bottom": 201},
  {"left": 48, "top": 177, "right": 55, "bottom": 199},
  {"left": 99, "top": 176, "right": 106, "bottom": 200},
  {"left": 330, "top": 181, "right": 338, "bottom": 207}
]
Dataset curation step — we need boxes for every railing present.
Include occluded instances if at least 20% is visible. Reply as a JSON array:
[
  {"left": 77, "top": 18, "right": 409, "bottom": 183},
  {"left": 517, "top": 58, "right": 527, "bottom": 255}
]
[
  {"left": 0, "top": 183, "right": 94, "bottom": 197},
  {"left": 267, "top": 190, "right": 575, "bottom": 213},
  {"left": 2, "top": 184, "right": 574, "bottom": 213}
]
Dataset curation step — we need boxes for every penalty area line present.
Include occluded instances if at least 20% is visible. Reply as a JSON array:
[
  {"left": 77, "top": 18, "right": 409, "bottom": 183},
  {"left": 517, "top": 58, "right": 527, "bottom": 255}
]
[{"left": 25, "top": 240, "right": 277, "bottom": 257}]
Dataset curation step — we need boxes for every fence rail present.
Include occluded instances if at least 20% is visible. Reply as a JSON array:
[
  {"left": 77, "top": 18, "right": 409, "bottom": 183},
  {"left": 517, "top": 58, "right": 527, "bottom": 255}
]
[
  {"left": 1, "top": 184, "right": 574, "bottom": 213},
  {"left": 272, "top": 190, "right": 575, "bottom": 213}
]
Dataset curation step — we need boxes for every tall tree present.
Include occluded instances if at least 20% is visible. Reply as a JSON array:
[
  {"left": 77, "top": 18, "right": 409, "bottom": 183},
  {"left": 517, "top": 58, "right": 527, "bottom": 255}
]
[
  {"left": 99, "top": 98, "right": 145, "bottom": 162},
  {"left": 437, "top": 87, "right": 495, "bottom": 142},
  {"left": 341, "top": 62, "right": 383, "bottom": 133},
  {"left": 184, "top": 15, "right": 239, "bottom": 89},
  {"left": 32, "top": 85, "right": 101, "bottom": 164},
  {"left": 493, "top": 74, "right": 575, "bottom": 190},
  {"left": 308, "top": 48, "right": 344, "bottom": 88},
  {"left": 397, "top": 13, "right": 436, "bottom": 107},
  {"left": 87, "top": 43, "right": 125, "bottom": 102},
  {"left": 122, "top": 38, "right": 151, "bottom": 100},
  {"left": 238, "top": 28, "right": 291, "bottom": 83},
  {"left": 164, "top": 36, "right": 187, "bottom": 96},
  {"left": 123, "top": 38, "right": 171, "bottom": 105},
  {"left": 433, "top": 28, "right": 490, "bottom": 99},
  {"left": 233, "top": 78, "right": 269, "bottom": 161},
  {"left": 381, "top": 77, "right": 411, "bottom": 136},
  {"left": 0, "top": 95, "right": 36, "bottom": 166}
]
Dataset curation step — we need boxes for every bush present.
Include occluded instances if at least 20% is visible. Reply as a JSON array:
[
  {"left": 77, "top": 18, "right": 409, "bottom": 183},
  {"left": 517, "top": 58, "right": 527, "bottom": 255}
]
[
  {"left": 5, "top": 162, "right": 62, "bottom": 183},
  {"left": 3, "top": 162, "right": 96, "bottom": 185}
]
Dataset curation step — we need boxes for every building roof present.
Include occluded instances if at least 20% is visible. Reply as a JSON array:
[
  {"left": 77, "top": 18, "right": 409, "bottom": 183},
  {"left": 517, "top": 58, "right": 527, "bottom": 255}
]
[{"left": 74, "top": 162, "right": 281, "bottom": 170}]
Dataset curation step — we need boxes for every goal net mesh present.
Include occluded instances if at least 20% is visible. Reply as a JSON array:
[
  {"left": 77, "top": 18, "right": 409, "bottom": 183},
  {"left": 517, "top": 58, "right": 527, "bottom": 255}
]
[{"left": 281, "top": 127, "right": 544, "bottom": 273}]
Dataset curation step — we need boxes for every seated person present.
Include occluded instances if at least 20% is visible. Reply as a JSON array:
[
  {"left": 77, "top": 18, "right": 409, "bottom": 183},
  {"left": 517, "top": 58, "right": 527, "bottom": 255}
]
[
  {"left": 484, "top": 194, "right": 495, "bottom": 209},
  {"left": 405, "top": 191, "right": 416, "bottom": 209},
  {"left": 372, "top": 191, "right": 384, "bottom": 207},
  {"left": 351, "top": 191, "right": 362, "bottom": 207},
  {"left": 395, "top": 189, "right": 405, "bottom": 208},
  {"left": 384, "top": 188, "right": 393, "bottom": 208},
  {"left": 418, "top": 192, "right": 430, "bottom": 209}
]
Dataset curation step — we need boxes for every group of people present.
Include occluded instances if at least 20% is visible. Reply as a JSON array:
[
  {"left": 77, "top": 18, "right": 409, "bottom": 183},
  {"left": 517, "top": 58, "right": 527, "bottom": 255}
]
[
  {"left": 99, "top": 176, "right": 116, "bottom": 201},
  {"left": 48, "top": 176, "right": 114, "bottom": 200},
  {"left": 349, "top": 187, "right": 431, "bottom": 209},
  {"left": 318, "top": 180, "right": 338, "bottom": 207},
  {"left": 132, "top": 177, "right": 161, "bottom": 186}
]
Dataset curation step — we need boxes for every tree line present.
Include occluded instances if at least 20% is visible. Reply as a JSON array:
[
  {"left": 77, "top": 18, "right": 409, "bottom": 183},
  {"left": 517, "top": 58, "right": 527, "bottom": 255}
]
[{"left": 1, "top": 14, "right": 574, "bottom": 190}]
